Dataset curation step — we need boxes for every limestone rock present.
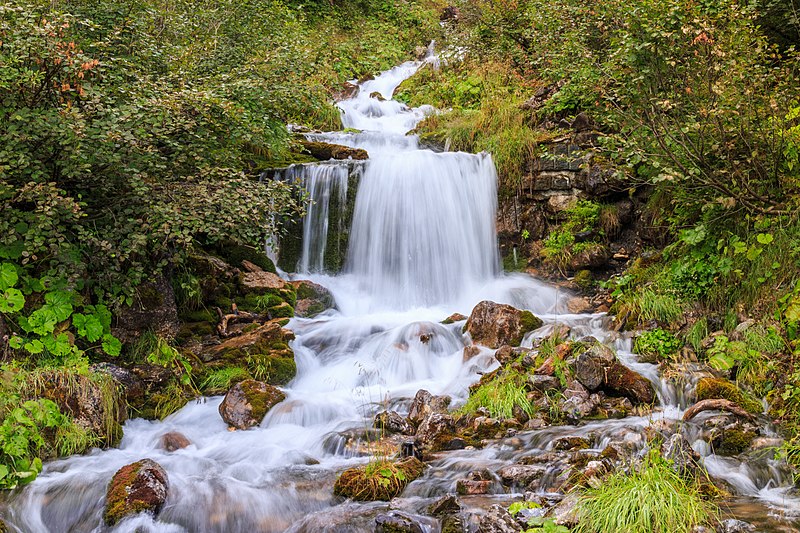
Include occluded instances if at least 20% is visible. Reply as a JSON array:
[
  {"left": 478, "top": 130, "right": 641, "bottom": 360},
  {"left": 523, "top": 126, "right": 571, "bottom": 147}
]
[
  {"left": 240, "top": 271, "right": 288, "bottom": 293},
  {"left": 104, "top": 459, "right": 169, "bottom": 525},
  {"left": 466, "top": 301, "right": 543, "bottom": 348},
  {"left": 416, "top": 413, "right": 456, "bottom": 449},
  {"left": 218, "top": 379, "right": 285, "bottom": 430}
]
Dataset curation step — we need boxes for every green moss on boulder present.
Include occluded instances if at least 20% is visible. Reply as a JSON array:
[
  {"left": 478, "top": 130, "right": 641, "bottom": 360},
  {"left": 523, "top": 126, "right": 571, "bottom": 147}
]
[
  {"left": 696, "top": 378, "right": 762, "bottom": 414},
  {"left": 104, "top": 459, "right": 169, "bottom": 525},
  {"left": 333, "top": 457, "right": 424, "bottom": 501}
]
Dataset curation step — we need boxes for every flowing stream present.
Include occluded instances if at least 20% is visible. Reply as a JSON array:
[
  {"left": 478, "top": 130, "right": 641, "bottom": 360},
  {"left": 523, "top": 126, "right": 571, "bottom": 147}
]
[{"left": 4, "top": 53, "right": 800, "bottom": 533}]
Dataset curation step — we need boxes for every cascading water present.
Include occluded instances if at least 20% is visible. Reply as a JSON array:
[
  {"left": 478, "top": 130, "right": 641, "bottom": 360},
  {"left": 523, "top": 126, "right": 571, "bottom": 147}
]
[{"left": 4, "top": 51, "right": 800, "bottom": 533}]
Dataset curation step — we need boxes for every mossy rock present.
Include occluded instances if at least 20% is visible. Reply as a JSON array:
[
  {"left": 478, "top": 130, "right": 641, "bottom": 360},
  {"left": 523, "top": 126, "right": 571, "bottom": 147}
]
[
  {"left": 518, "top": 311, "right": 544, "bottom": 341},
  {"left": 696, "top": 378, "right": 762, "bottom": 414},
  {"left": 715, "top": 427, "right": 758, "bottom": 456},
  {"left": 268, "top": 302, "right": 295, "bottom": 319},
  {"left": 333, "top": 457, "right": 425, "bottom": 501},
  {"left": 178, "top": 308, "right": 217, "bottom": 323},
  {"left": 218, "top": 379, "right": 285, "bottom": 429},
  {"left": 104, "top": 459, "right": 169, "bottom": 525},
  {"left": 177, "top": 321, "right": 215, "bottom": 342}
]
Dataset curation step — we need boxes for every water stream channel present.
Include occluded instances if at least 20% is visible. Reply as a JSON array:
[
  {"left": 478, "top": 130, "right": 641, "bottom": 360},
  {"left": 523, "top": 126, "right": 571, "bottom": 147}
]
[{"left": 3, "top": 53, "right": 800, "bottom": 533}]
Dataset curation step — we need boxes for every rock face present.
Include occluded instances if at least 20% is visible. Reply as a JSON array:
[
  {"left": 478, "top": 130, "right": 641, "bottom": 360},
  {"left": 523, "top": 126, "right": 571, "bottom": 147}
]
[
  {"left": 465, "top": 301, "right": 543, "bottom": 348},
  {"left": 299, "top": 140, "right": 368, "bottom": 161},
  {"left": 104, "top": 459, "right": 169, "bottom": 525},
  {"left": 292, "top": 280, "right": 336, "bottom": 318},
  {"left": 218, "top": 380, "right": 285, "bottom": 430}
]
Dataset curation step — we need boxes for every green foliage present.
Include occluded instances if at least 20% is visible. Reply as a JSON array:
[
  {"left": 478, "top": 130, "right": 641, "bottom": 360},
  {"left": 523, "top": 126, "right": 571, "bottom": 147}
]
[
  {"left": 634, "top": 329, "right": 682, "bottom": 361},
  {"left": 0, "top": 398, "right": 68, "bottom": 489},
  {"left": 575, "top": 451, "right": 717, "bottom": 533},
  {"left": 461, "top": 369, "right": 534, "bottom": 420},
  {"left": 147, "top": 337, "right": 195, "bottom": 388}
]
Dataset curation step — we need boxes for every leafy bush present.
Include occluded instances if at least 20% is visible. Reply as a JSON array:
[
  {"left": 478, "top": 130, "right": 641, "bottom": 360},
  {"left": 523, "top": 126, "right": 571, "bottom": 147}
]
[{"left": 634, "top": 329, "right": 682, "bottom": 362}]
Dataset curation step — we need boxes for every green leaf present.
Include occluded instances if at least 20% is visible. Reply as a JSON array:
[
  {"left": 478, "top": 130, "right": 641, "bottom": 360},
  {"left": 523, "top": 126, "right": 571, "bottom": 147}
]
[
  {"left": 709, "top": 353, "right": 735, "bottom": 371},
  {"left": 0, "top": 288, "right": 25, "bottom": 313},
  {"left": 756, "top": 233, "right": 774, "bottom": 245},
  {"left": 23, "top": 339, "right": 44, "bottom": 354},
  {"left": 74, "top": 313, "right": 103, "bottom": 342},
  {"left": 9, "top": 336, "right": 23, "bottom": 349},
  {"left": 102, "top": 333, "right": 122, "bottom": 356},
  {"left": 0, "top": 464, "right": 8, "bottom": 480},
  {"left": 746, "top": 246, "right": 763, "bottom": 261},
  {"left": 0, "top": 263, "right": 18, "bottom": 290}
]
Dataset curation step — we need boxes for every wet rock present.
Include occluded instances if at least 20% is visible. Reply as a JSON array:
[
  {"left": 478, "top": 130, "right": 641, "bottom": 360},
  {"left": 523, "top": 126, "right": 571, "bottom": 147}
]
[
  {"left": 553, "top": 436, "right": 590, "bottom": 451},
  {"left": 559, "top": 379, "right": 598, "bottom": 419},
  {"left": 416, "top": 413, "right": 456, "bottom": 449},
  {"left": 292, "top": 280, "right": 336, "bottom": 318},
  {"left": 494, "top": 345, "right": 516, "bottom": 365},
  {"left": 369, "top": 91, "right": 387, "bottom": 102},
  {"left": 374, "top": 411, "right": 414, "bottom": 435},
  {"left": 334, "top": 456, "right": 424, "bottom": 501},
  {"left": 572, "top": 343, "right": 654, "bottom": 405},
  {"left": 566, "top": 297, "right": 592, "bottom": 314},
  {"left": 218, "top": 379, "right": 285, "bottom": 430},
  {"left": 604, "top": 359, "right": 655, "bottom": 404},
  {"left": 299, "top": 140, "right": 368, "bottom": 161},
  {"left": 114, "top": 275, "right": 179, "bottom": 342},
  {"left": 498, "top": 464, "right": 548, "bottom": 488},
  {"left": 477, "top": 504, "right": 522, "bottom": 533},
  {"left": 463, "top": 345, "right": 481, "bottom": 360},
  {"left": 568, "top": 244, "right": 610, "bottom": 271},
  {"left": 375, "top": 511, "right": 424, "bottom": 533},
  {"left": 717, "top": 519, "right": 756, "bottom": 533},
  {"left": 661, "top": 433, "right": 700, "bottom": 475},
  {"left": 93, "top": 362, "right": 144, "bottom": 404},
  {"left": 104, "top": 459, "right": 169, "bottom": 525},
  {"left": 204, "top": 321, "right": 295, "bottom": 365},
  {"left": 466, "top": 301, "right": 543, "bottom": 348},
  {"left": 407, "top": 389, "right": 451, "bottom": 426},
  {"left": 159, "top": 431, "right": 191, "bottom": 452},
  {"left": 457, "top": 470, "right": 494, "bottom": 495},
  {"left": 334, "top": 81, "right": 359, "bottom": 101},
  {"left": 428, "top": 494, "right": 463, "bottom": 517},
  {"left": 442, "top": 313, "right": 467, "bottom": 324},
  {"left": 528, "top": 374, "right": 560, "bottom": 392}
]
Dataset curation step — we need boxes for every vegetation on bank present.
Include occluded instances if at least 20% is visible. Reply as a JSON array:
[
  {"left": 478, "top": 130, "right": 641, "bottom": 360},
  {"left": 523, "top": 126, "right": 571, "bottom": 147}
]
[
  {"left": 399, "top": 0, "right": 800, "bottom": 478},
  {"left": 0, "top": 0, "right": 444, "bottom": 488}
]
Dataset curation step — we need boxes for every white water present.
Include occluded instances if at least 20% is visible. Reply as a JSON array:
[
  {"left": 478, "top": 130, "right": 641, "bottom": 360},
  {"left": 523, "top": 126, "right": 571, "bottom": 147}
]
[{"left": 4, "top": 53, "right": 800, "bottom": 532}]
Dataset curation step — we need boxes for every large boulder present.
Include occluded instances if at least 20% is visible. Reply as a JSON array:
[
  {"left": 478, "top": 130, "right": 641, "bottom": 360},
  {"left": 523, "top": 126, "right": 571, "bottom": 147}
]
[
  {"left": 218, "top": 379, "right": 285, "bottom": 430},
  {"left": 374, "top": 411, "right": 414, "bottom": 435},
  {"left": 292, "top": 280, "right": 336, "bottom": 318},
  {"left": 466, "top": 301, "right": 543, "bottom": 349},
  {"left": 104, "top": 459, "right": 169, "bottom": 525},
  {"left": 416, "top": 413, "right": 457, "bottom": 450}
]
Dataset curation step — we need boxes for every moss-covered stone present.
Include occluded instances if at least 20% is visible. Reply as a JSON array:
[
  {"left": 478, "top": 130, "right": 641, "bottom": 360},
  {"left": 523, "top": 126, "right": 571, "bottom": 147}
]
[
  {"left": 178, "top": 308, "right": 217, "bottom": 323},
  {"left": 268, "top": 302, "right": 295, "bottom": 319},
  {"left": 696, "top": 377, "right": 762, "bottom": 414},
  {"left": 518, "top": 311, "right": 544, "bottom": 340},
  {"left": 214, "top": 242, "right": 277, "bottom": 273},
  {"left": 333, "top": 457, "right": 424, "bottom": 501},
  {"left": 104, "top": 459, "right": 169, "bottom": 525},
  {"left": 716, "top": 428, "right": 758, "bottom": 456}
]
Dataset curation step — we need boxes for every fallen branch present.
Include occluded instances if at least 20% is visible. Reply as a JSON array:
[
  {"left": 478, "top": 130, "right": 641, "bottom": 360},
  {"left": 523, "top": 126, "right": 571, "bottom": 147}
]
[{"left": 682, "top": 398, "right": 756, "bottom": 422}]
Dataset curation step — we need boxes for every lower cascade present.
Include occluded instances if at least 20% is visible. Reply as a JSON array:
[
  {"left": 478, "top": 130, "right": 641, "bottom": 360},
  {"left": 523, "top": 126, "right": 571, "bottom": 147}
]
[{"left": 4, "top": 55, "right": 800, "bottom": 533}]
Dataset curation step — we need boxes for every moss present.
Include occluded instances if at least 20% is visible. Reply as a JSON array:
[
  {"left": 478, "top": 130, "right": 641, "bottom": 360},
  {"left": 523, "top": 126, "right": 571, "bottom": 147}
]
[
  {"left": 248, "top": 354, "right": 296, "bottom": 385},
  {"left": 333, "top": 457, "right": 424, "bottom": 501},
  {"left": 178, "top": 308, "right": 216, "bottom": 323},
  {"left": 177, "top": 322, "right": 215, "bottom": 342},
  {"left": 268, "top": 302, "right": 295, "bottom": 319},
  {"left": 103, "top": 460, "right": 167, "bottom": 525},
  {"left": 242, "top": 323, "right": 260, "bottom": 333},
  {"left": 695, "top": 378, "right": 762, "bottom": 414},
  {"left": 715, "top": 428, "right": 757, "bottom": 456},
  {"left": 574, "top": 269, "right": 594, "bottom": 290},
  {"left": 513, "top": 310, "right": 543, "bottom": 345}
]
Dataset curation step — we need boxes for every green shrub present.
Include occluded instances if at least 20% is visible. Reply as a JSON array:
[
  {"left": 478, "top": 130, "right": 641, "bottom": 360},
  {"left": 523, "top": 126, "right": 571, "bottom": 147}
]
[
  {"left": 634, "top": 329, "right": 682, "bottom": 362},
  {"left": 461, "top": 369, "right": 534, "bottom": 420},
  {"left": 575, "top": 452, "right": 717, "bottom": 533}
]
